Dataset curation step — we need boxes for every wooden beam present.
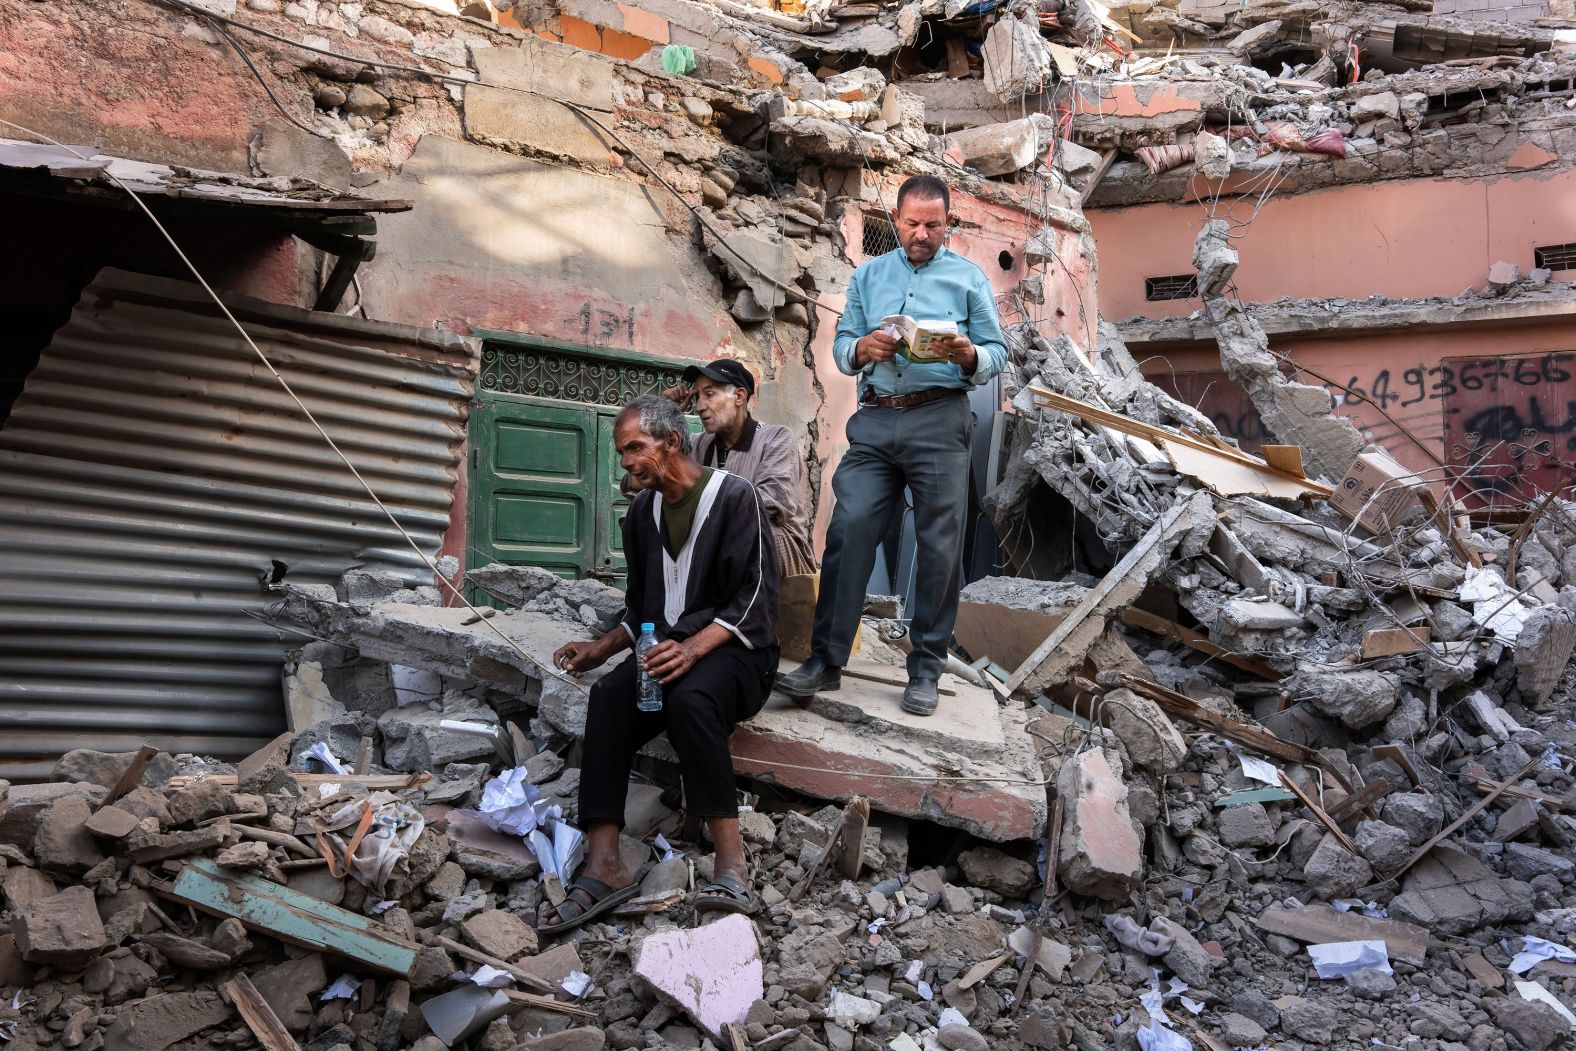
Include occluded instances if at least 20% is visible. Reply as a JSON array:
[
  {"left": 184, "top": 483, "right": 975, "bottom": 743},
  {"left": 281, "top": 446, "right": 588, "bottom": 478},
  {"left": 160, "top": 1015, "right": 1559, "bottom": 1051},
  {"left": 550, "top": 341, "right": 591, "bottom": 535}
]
[
  {"left": 102, "top": 745, "right": 159, "bottom": 807},
  {"left": 500, "top": 990, "right": 598, "bottom": 1020},
  {"left": 836, "top": 797, "right": 871, "bottom": 880},
  {"left": 1325, "top": 777, "right": 1394, "bottom": 825},
  {"left": 1279, "top": 770, "right": 1359, "bottom": 856},
  {"left": 1387, "top": 755, "right": 1540, "bottom": 881},
  {"left": 1007, "top": 493, "right": 1212, "bottom": 698},
  {"left": 163, "top": 858, "right": 418, "bottom": 975},
  {"left": 1255, "top": 906, "right": 1428, "bottom": 965},
  {"left": 225, "top": 975, "right": 302, "bottom": 1051},
  {"left": 434, "top": 936, "right": 554, "bottom": 994},
  {"left": 164, "top": 772, "right": 430, "bottom": 791},
  {"left": 1118, "top": 607, "right": 1284, "bottom": 680}
]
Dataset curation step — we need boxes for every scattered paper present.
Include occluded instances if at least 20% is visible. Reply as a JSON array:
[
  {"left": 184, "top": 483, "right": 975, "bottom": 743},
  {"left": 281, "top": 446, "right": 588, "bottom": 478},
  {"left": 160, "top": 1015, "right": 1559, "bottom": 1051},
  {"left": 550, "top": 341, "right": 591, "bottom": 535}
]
[
  {"left": 561, "top": 971, "right": 593, "bottom": 998},
  {"left": 1137, "top": 975, "right": 1195, "bottom": 1051},
  {"left": 1511, "top": 937, "right": 1576, "bottom": 974},
  {"left": 321, "top": 975, "right": 361, "bottom": 1001},
  {"left": 1238, "top": 755, "right": 1281, "bottom": 786},
  {"left": 302, "top": 741, "right": 349, "bottom": 775},
  {"left": 474, "top": 767, "right": 553, "bottom": 838},
  {"left": 654, "top": 833, "right": 681, "bottom": 862},
  {"left": 1460, "top": 566, "right": 1532, "bottom": 643},
  {"left": 1309, "top": 940, "right": 1392, "bottom": 979},
  {"left": 370, "top": 899, "right": 398, "bottom": 914},
  {"left": 917, "top": 980, "right": 934, "bottom": 1001},
  {"left": 1178, "top": 995, "right": 1205, "bottom": 1014},
  {"left": 529, "top": 820, "right": 585, "bottom": 883},
  {"left": 937, "top": 1008, "right": 970, "bottom": 1029},
  {"left": 457, "top": 966, "right": 514, "bottom": 988},
  {"left": 1515, "top": 980, "right": 1576, "bottom": 1029}
]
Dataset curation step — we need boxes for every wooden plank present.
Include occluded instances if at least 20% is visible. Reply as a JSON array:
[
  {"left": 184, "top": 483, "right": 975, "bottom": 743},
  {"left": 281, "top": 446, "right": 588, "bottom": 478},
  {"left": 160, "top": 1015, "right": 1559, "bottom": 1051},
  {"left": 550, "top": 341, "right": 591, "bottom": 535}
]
[
  {"left": 1325, "top": 778, "right": 1394, "bottom": 824},
  {"left": 1216, "top": 788, "right": 1298, "bottom": 808},
  {"left": 102, "top": 745, "right": 159, "bottom": 807},
  {"left": 1387, "top": 755, "right": 1541, "bottom": 880},
  {"left": 836, "top": 797, "right": 871, "bottom": 880},
  {"left": 500, "top": 990, "right": 599, "bottom": 1020},
  {"left": 1261, "top": 445, "right": 1306, "bottom": 476},
  {"left": 945, "top": 36, "right": 971, "bottom": 77},
  {"left": 955, "top": 601, "right": 1063, "bottom": 672},
  {"left": 1361, "top": 627, "right": 1431, "bottom": 659},
  {"left": 435, "top": 936, "right": 555, "bottom": 994},
  {"left": 1279, "top": 771, "right": 1359, "bottom": 855},
  {"left": 1112, "top": 673, "right": 1354, "bottom": 793},
  {"left": 841, "top": 665, "right": 956, "bottom": 697},
  {"left": 960, "top": 952, "right": 1012, "bottom": 990},
  {"left": 164, "top": 772, "right": 430, "bottom": 791},
  {"left": 1029, "top": 386, "right": 1332, "bottom": 497},
  {"left": 1007, "top": 494, "right": 1211, "bottom": 697},
  {"left": 165, "top": 858, "right": 417, "bottom": 976},
  {"left": 225, "top": 974, "right": 301, "bottom": 1051},
  {"left": 1118, "top": 607, "right": 1284, "bottom": 680},
  {"left": 790, "top": 798, "right": 866, "bottom": 902},
  {"left": 1254, "top": 906, "right": 1428, "bottom": 966}
]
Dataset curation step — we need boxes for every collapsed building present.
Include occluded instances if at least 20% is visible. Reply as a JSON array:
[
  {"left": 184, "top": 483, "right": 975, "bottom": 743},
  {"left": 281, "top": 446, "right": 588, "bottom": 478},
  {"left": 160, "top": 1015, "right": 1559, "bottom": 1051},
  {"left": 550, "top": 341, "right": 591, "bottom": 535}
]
[{"left": 4, "top": 0, "right": 1576, "bottom": 1047}]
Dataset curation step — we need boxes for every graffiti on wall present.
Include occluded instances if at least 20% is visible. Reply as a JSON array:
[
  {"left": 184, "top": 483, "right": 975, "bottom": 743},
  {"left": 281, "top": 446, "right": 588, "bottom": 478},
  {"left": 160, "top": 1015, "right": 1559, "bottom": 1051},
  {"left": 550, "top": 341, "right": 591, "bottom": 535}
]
[{"left": 1152, "top": 353, "right": 1576, "bottom": 506}]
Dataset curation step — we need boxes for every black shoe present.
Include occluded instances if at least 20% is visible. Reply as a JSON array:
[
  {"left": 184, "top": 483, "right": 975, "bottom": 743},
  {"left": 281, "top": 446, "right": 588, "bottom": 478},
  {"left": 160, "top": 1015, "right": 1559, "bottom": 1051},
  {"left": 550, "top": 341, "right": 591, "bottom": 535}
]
[
  {"left": 777, "top": 655, "right": 841, "bottom": 698},
  {"left": 901, "top": 678, "right": 939, "bottom": 716}
]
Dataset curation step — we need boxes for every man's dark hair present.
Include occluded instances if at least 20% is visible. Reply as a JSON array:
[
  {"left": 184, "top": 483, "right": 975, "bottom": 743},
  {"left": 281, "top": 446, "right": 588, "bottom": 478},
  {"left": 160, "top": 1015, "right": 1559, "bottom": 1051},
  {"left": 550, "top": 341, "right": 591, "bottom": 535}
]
[
  {"left": 620, "top": 394, "right": 693, "bottom": 456},
  {"left": 895, "top": 174, "right": 950, "bottom": 215}
]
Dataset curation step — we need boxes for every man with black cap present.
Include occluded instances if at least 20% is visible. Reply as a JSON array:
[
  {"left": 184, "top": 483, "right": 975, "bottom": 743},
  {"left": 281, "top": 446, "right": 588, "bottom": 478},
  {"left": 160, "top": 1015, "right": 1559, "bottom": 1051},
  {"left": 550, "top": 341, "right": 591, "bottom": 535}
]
[{"left": 668, "top": 359, "right": 817, "bottom": 578}]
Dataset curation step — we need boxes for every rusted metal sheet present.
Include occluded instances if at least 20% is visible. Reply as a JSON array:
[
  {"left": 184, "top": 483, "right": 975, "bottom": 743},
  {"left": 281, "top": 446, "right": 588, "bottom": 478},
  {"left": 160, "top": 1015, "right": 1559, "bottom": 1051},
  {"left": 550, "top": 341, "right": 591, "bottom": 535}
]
[
  {"left": 1441, "top": 351, "right": 1576, "bottom": 507},
  {"left": 0, "top": 270, "right": 474, "bottom": 777}
]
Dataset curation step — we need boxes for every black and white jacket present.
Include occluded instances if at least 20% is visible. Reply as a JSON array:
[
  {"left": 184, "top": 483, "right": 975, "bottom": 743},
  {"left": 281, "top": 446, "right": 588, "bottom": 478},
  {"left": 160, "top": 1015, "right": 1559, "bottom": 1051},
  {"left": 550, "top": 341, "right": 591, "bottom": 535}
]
[{"left": 620, "top": 471, "right": 780, "bottom": 650}]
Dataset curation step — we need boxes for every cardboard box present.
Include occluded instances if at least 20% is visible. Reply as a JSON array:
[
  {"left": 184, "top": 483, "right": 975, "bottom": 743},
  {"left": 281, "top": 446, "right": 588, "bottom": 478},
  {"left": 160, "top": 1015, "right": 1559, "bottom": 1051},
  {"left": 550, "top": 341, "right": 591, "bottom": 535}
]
[{"left": 1328, "top": 450, "right": 1424, "bottom": 532}]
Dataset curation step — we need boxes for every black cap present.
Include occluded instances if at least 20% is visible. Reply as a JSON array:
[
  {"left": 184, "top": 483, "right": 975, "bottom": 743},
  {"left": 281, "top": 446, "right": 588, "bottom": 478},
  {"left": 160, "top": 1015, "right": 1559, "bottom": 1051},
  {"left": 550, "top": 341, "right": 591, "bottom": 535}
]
[{"left": 682, "top": 359, "right": 756, "bottom": 397}]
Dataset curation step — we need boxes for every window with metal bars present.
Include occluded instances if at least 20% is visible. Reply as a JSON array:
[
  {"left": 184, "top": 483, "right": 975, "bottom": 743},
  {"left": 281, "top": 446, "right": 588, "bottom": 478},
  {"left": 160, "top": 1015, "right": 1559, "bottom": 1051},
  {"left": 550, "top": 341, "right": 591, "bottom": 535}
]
[
  {"left": 1534, "top": 243, "right": 1576, "bottom": 272},
  {"left": 861, "top": 212, "right": 898, "bottom": 258},
  {"left": 1145, "top": 274, "right": 1198, "bottom": 301}
]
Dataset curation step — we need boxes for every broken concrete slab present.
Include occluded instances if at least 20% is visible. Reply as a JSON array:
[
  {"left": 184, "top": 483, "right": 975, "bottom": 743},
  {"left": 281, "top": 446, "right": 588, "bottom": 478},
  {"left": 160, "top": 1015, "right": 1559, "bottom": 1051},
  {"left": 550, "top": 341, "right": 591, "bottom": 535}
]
[
  {"left": 945, "top": 117, "right": 1041, "bottom": 176},
  {"left": 633, "top": 913, "right": 763, "bottom": 1039},
  {"left": 1057, "top": 748, "right": 1143, "bottom": 900},
  {"left": 101, "top": 990, "right": 233, "bottom": 1051},
  {"left": 1254, "top": 905, "right": 1428, "bottom": 965},
  {"left": 379, "top": 693, "right": 500, "bottom": 771},
  {"left": 1389, "top": 845, "right": 1534, "bottom": 935},
  {"left": 32, "top": 794, "right": 106, "bottom": 874},
  {"left": 730, "top": 686, "right": 1046, "bottom": 843}
]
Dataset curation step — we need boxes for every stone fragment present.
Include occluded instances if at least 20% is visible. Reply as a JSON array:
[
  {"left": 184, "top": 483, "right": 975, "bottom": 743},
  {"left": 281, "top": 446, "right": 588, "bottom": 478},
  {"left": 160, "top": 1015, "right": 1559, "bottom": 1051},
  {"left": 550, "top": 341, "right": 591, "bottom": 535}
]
[
  {"left": 117, "top": 786, "right": 172, "bottom": 826},
  {"left": 778, "top": 926, "right": 845, "bottom": 979},
  {"left": 1217, "top": 802, "right": 1275, "bottom": 848},
  {"left": 216, "top": 840, "right": 272, "bottom": 870},
  {"left": 2, "top": 864, "right": 58, "bottom": 908},
  {"left": 1409, "top": 1000, "right": 1468, "bottom": 1038},
  {"left": 166, "top": 779, "right": 234, "bottom": 827},
  {"left": 1515, "top": 604, "right": 1576, "bottom": 705},
  {"left": 85, "top": 805, "right": 140, "bottom": 840},
  {"left": 1345, "top": 966, "right": 1396, "bottom": 999},
  {"left": 938, "top": 1024, "right": 989, "bottom": 1051},
  {"left": 53, "top": 749, "right": 177, "bottom": 789},
  {"left": 511, "top": 1029, "right": 607, "bottom": 1050},
  {"left": 1155, "top": 917, "right": 1219, "bottom": 988},
  {"left": 1380, "top": 793, "right": 1442, "bottom": 845},
  {"left": 1008, "top": 926, "right": 1072, "bottom": 979},
  {"left": 1219, "top": 1012, "right": 1267, "bottom": 1047},
  {"left": 1350, "top": 91, "right": 1400, "bottom": 121},
  {"left": 236, "top": 732, "right": 295, "bottom": 795},
  {"left": 1293, "top": 668, "right": 1398, "bottom": 730},
  {"left": 14, "top": 885, "right": 108, "bottom": 968},
  {"left": 1492, "top": 997, "right": 1569, "bottom": 1051},
  {"left": 1302, "top": 833, "right": 1373, "bottom": 900},
  {"left": 101, "top": 990, "right": 233, "bottom": 1051},
  {"left": 945, "top": 117, "right": 1041, "bottom": 176},
  {"left": 251, "top": 953, "right": 327, "bottom": 1029},
  {"left": 1279, "top": 999, "right": 1338, "bottom": 1042},
  {"left": 940, "top": 885, "right": 973, "bottom": 914},
  {"left": 345, "top": 84, "right": 391, "bottom": 119},
  {"left": 1057, "top": 748, "right": 1142, "bottom": 899},
  {"left": 461, "top": 910, "right": 540, "bottom": 962},
  {"left": 143, "top": 931, "right": 234, "bottom": 970},
  {"left": 379, "top": 695, "right": 500, "bottom": 771},
  {"left": 1102, "top": 689, "right": 1187, "bottom": 773},
  {"left": 127, "top": 824, "right": 228, "bottom": 863},
  {"left": 632, "top": 914, "right": 763, "bottom": 1039},
  {"left": 1389, "top": 846, "right": 1532, "bottom": 935},
  {"left": 1504, "top": 843, "right": 1575, "bottom": 883},
  {"left": 1353, "top": 819, "right": 1412, "bottom": 871},
  {"left": 1487, "top": 259, "right": 1521, "bottom": 288},
  {"left": 957, "top": 846, "right": 1037, "bottom": 897},
  {"left": 0, "top": 782, "right": 104, "bottom": 849},
  {"left": 33, "top": 794, "right": 106, "bottom": 873}
]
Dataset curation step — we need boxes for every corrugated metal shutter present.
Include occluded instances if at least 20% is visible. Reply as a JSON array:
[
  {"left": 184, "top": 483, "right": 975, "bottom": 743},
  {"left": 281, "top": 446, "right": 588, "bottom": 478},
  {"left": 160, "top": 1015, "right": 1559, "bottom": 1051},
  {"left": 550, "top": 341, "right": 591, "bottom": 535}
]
[{"left": 0, "top": 270, "right": 474, "bottom": 777}]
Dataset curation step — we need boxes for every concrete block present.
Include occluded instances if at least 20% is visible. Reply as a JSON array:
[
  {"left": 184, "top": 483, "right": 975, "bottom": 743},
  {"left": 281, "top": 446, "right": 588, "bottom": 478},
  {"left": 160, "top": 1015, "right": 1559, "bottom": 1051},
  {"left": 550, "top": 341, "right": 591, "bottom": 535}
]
[
  {"left": 254, "top": 120, "right": 352, "bottom": 189},
  {"left": 33, "top": 794, "right": 106, "bottom": 874},
  {"left": 1056, "top": 748, "right": 1142, "bottom": 900},
  {"left": 14, "top": 885, "right": 108, "bottom": 968},
  {"left": 472, "top": 36, "right": 617, "bottom": 112},
  {"left": 460, "top": 910, "right": 539, "bottom": 962},
  {"left": 634, "top": 913, "right": 763, "bottom": 1039},
  {"left": 465, "top": 84, "right": 615, "bottom": 167},
  {"left": 945, "top": 117, "right": 1040, "bottom": 176}
]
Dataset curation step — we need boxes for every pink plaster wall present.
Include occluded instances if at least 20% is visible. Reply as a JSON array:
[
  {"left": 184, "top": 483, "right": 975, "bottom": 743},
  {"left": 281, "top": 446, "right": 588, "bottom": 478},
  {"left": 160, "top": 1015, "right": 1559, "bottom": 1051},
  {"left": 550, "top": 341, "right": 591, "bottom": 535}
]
[{"left": 1089, "top": 171, "right": 1576, "bottom": 321}]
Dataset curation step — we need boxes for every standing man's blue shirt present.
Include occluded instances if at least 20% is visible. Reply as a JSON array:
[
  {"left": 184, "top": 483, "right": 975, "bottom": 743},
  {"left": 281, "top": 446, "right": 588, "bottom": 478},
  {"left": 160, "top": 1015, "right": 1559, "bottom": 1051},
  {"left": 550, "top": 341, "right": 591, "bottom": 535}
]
[{"left": 832, "top": 246, "right": 1009, "bottom": 396}]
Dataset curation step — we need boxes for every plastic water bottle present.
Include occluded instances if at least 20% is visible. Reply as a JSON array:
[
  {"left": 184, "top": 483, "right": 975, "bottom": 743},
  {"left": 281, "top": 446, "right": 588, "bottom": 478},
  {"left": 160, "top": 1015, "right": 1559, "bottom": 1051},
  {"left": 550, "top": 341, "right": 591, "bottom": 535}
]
[{"left": 636, "top": 623, "right": 663, "bottom": 713}]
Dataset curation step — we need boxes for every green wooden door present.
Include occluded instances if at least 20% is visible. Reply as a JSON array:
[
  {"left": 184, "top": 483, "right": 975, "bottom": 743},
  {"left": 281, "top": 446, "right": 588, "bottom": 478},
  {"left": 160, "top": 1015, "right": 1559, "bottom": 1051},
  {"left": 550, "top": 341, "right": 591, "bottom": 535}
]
[{"left": 470, "top": 397, "right": 598, "bottom": 582}]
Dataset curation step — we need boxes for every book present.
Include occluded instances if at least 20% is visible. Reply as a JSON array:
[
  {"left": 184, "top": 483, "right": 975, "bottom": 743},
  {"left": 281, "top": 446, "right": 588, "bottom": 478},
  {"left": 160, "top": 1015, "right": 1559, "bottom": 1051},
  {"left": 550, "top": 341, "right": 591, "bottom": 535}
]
[{"left": 879, "top": 315, "right": 958, "bottom": 364}]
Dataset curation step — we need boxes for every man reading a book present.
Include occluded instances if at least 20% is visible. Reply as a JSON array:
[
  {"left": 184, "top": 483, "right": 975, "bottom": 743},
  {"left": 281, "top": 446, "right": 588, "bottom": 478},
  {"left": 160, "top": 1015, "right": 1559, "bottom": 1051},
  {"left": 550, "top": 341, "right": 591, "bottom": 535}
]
[{"left": 777, "top": 174, "right": 1007, "bottom": 716}]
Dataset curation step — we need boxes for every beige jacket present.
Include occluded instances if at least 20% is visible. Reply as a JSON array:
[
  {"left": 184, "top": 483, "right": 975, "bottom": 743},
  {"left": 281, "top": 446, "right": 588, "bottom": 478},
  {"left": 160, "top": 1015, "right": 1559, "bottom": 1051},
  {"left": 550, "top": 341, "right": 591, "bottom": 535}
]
[{"left": 693, "top": 417, "right": 817, "bottom": 576}]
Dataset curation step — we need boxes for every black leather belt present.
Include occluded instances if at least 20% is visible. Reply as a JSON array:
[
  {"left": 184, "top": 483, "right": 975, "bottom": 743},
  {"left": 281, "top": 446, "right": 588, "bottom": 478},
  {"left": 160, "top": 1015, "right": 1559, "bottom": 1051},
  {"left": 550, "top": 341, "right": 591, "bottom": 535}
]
[{"left": 863, "top": 387, "right": 962, "bottom": 410}]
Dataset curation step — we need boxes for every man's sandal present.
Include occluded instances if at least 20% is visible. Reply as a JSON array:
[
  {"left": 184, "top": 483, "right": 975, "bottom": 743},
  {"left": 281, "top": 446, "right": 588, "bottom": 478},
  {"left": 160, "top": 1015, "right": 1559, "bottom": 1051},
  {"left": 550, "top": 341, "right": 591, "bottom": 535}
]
[
  {"left": 691, "top": 873, "right": 763, "bottom": 917},
  {"left": 536, "top": 876, "right": 640, "bottom": 935}
]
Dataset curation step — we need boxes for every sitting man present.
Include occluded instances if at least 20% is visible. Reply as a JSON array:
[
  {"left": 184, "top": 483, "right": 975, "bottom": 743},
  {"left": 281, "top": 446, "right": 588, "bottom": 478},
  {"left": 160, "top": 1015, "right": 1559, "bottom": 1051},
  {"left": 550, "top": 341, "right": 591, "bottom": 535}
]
[
  {"left": 540, "top": 394, "right": 779, "bottom": 932},
  {"left": 666, "top": 359, "right": 817, "bottom": 579}
]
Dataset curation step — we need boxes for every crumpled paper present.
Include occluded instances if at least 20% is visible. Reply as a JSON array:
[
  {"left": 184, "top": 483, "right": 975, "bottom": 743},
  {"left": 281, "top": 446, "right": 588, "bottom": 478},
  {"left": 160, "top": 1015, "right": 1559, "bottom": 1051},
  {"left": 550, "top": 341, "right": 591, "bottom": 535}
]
[
  {"left": 1137, "top": 974, "right": 1194, "bottom": 1051},
  {"left": 1308, "top": 939, "right": 1392, "bottom": 979},
  {"left": 1511, "top": 936, "right": 1576, "bottom": 974},
  {"left": 1460, "top": 565, "right": 1532, "bottom": 643},
  {"left": 457, "top": 766, "right": 585, "bottom": 883}
]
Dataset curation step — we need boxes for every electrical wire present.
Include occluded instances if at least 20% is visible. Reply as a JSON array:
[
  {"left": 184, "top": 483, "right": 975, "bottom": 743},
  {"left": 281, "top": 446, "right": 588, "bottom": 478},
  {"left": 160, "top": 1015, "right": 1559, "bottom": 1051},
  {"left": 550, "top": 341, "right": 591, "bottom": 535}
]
[{"left": 0, "top": 115, "right": 583, "bottom": 694}]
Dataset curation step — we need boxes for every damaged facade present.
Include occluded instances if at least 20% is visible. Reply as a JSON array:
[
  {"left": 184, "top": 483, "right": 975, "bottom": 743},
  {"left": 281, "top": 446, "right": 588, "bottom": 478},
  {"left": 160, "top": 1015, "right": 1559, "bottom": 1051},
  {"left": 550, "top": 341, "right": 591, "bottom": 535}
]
[{"left": 6, "top": 0, "right": 1576, "bottom": 1046}]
